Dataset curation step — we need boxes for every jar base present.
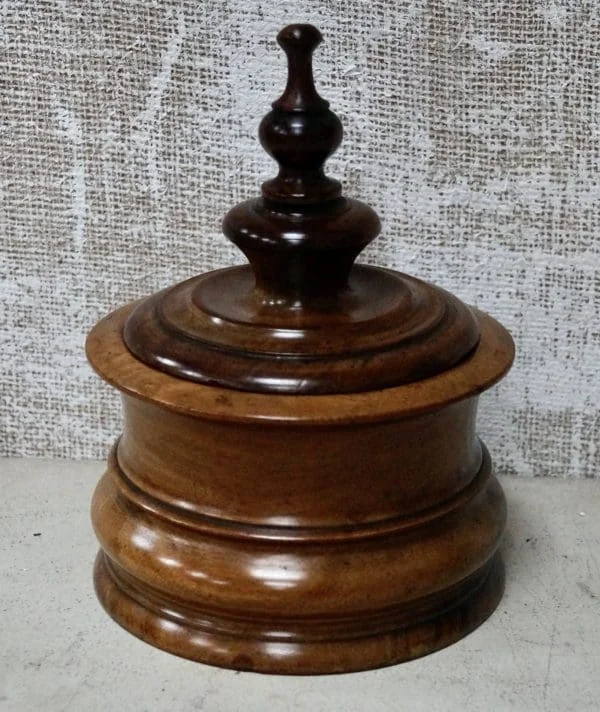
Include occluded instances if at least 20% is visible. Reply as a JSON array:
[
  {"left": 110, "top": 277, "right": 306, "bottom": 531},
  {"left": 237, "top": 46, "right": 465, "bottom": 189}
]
[{"left": 94, "top": 549, "right": 505, "bottom": 675}]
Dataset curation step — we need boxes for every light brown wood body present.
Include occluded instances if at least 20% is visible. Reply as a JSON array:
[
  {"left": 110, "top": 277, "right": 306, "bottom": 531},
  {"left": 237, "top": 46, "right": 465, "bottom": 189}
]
[{"left": 87, "top": 303, "right": 513, "bottom": 674}]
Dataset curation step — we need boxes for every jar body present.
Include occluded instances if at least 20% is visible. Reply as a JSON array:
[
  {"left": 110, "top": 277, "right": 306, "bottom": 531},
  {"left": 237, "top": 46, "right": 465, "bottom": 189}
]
[
  {"left": 87, "top": 303, "right": 513, "bottom": 673},
  {"left": 92, "top": 391, "right": 506, "bottom": 674}
]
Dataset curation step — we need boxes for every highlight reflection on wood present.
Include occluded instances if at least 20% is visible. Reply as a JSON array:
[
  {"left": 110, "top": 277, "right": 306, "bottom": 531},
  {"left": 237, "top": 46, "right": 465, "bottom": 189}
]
[{"left": 86, "top": 24, "right": 514, "bottom": 674}]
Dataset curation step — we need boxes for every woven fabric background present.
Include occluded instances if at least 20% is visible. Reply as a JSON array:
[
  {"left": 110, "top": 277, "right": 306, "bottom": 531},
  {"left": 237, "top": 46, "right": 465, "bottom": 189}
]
[{"left": 1, "top": 1, "right": 599, "bottom": 476}]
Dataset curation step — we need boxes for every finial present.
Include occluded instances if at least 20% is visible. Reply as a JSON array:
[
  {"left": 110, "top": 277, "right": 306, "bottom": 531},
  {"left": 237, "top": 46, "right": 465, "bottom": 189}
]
[
  {"left": 258, "top": 23, "right": 343, "bottom": 205},
  {"left": 223, "top": 24, "right": 380, "bottom": 297},
  {"left": 273, "top": 24, "right": 328, "bottom": 112}
]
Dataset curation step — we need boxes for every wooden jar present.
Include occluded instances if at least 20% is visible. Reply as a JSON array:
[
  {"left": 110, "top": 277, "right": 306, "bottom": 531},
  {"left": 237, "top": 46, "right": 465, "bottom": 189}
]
[{"left": 87, "top": 24, "right": 514, "bottom": 674}]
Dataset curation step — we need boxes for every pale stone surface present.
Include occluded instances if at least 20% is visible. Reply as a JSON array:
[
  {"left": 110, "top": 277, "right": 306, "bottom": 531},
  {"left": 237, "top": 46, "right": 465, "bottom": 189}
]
[
  {"left": 1, "top": 458, "right": 599, "bottom": 711},
  {"left": 1, "top": 2, "right": 600, "bottom": 476}
]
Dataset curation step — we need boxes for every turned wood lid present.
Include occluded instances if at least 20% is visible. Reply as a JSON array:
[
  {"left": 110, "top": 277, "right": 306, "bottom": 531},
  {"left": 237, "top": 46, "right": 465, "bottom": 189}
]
[{"left": 123, "top": 24, "right": 480, "bottom": 395}]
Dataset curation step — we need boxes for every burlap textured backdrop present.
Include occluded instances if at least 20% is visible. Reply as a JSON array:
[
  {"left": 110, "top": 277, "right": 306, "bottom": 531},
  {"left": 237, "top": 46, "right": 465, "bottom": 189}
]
[{"left": 1, "top": 1, "right": 599, "bottom": 476}]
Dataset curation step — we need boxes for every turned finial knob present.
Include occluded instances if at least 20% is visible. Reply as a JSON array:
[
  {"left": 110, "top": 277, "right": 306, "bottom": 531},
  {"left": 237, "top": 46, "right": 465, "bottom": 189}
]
[
  {"left": 272, "top": 24, "right": 328, "bottom": 112},
  {"left": 258, "top": 23, "right": 343, "bottom": 204},
  {"left": 222, "top": 24, "right": 380, "bottom": 297}
]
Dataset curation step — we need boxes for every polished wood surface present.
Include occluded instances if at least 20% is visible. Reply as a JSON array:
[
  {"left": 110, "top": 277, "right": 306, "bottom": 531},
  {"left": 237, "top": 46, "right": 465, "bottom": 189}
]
[
  {"left": 122, "top": 24, "right": 480, "bottom": 395},
  {"left": 91, "top": 389, "right": 507, "bottom": 673},
  {"left": 87, "top": 303, "right": 513, "bottom": 673},
  {"left": 88, "top": 303, "right": 513, "bottom": 424},
  {"left": 86, "top": 23, "right": 515, "bottom": 673}
]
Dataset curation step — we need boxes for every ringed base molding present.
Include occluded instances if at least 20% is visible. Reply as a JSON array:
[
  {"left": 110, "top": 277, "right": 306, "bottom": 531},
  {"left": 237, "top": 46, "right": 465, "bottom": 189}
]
[{"left": 94, "top": 550, "right": 505, "bottom": 675}]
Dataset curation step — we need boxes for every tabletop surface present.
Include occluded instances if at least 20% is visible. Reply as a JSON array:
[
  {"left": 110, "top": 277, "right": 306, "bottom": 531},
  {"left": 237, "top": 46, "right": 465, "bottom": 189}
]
[{"left": 1, "top": 458, "right": 599, "bottom": 712}]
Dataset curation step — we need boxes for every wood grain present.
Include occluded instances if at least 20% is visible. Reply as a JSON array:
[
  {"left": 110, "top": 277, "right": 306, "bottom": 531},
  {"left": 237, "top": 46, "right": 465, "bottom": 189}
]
[
  {"left": 122, "top": 24, "right": 480, "bottom": 395},
  {"left": 86, "top": 24, "right": 515, "bottom": 673},
  {"left": 87, "top": 302, "right": 513, "bottom": 673}
]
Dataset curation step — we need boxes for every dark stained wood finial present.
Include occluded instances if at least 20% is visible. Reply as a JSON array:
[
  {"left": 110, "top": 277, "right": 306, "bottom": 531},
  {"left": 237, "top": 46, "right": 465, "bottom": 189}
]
[
  {"left": 223, "top": 23, "right": 380, "bottom": 297},
  {"left": 273, "top": 24, "right": 328, "bottom": 112},
  {"left": 258, "top": 24, "right": 343, "bottom": 206}
]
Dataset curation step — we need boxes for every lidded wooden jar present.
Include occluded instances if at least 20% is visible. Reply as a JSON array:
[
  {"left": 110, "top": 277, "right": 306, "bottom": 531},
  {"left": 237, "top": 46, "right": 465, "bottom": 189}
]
[{"left": 86, "top": 24, "right": 514, "bottom": 674}]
